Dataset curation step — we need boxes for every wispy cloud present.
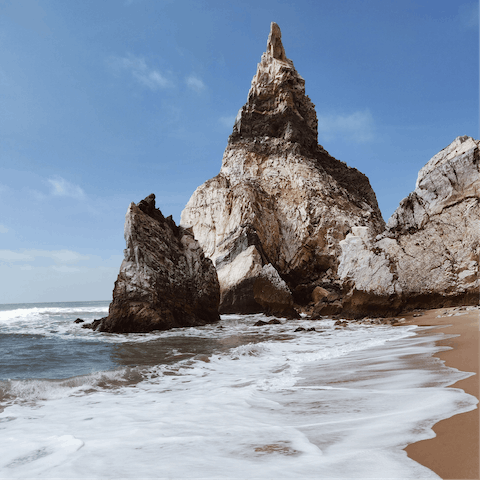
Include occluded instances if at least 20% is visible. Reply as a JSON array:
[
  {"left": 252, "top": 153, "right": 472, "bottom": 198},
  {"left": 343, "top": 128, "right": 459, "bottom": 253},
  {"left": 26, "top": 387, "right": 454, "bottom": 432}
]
[
  {"left": 458, "top": 2, "right": 479, "bottom": 29},
  {"left": 185, "top": 75, "right": 205, "bottom": 92},
  {"left": 219, "top": 115, "right": 236, "bottom": 129},
  {"left": 109, "top": 54, "right": 172, "bottom": 90},
  {"left": 47, "top": 176, "right": 85, "bottom": 200},
  {"left": 317, "top": 109, "right": 375, "bottom": 143},
  {"left": 51, "top": 265, "right": 82, "bottom": 273},
  {"left": 0, "top": 250, "right": 34, "bottom": 263},
  {"left": 0, "top": 249, "right": 89, "bottom": 265},
  {"left": 30, "top": 249, "right": 90, "bottom": 264},
  {"left": 0, "top": 252, "right": 123, "bottom": 302},
  {"left": 0, "top": 224, "right": 9, "bottom": 233}
]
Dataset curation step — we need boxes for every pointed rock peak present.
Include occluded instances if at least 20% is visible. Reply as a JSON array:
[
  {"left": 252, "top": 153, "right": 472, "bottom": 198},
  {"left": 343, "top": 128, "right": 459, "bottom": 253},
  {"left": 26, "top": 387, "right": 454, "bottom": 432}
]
[
  {"left": 137, "top": 193, "right": 165, "bottom": 223},
  {"left": 137, "top": 193, "right": 157, "bottom": 215},
  {"left": 229, "top": 22, "right": 319, "bottom": 153},
  {"left": 267, "top": 22, "right": 286, "bottom": 61}
]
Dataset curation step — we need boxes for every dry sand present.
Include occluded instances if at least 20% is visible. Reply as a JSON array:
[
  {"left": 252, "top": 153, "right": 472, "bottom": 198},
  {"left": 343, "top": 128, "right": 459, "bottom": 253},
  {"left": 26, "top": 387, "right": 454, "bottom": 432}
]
[{"left": 401, "top": 306, "right": 479, "bottom": 480}]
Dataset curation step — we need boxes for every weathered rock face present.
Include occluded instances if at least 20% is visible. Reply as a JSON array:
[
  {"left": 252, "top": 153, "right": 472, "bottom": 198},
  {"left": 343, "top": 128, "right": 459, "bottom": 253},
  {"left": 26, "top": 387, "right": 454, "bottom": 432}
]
[
  {"left": 338, "top": 136, "right": 480, "bottom": 316},
  {"left": 181, "top": 23, "right": 385, "bottom": 316},
  {"left": 100, "top": 194, "right": 220, "bottom": 333}
]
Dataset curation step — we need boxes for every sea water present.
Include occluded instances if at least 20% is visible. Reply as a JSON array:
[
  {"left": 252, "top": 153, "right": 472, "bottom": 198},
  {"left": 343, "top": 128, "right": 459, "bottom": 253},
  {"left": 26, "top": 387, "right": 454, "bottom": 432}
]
[{"left": 0, "top": 302, "right": 477, "bottom": 479}]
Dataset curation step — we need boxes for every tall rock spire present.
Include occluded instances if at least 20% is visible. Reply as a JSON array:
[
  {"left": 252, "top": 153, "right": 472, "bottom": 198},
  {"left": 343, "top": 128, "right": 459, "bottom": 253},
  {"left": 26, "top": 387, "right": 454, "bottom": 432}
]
[
  {"left": 230, "top": 22, "right": 319, "bottom": 153},
  {"left": 182, "top": 23, "right": 385, "bottom": 317},
  {"left": 267, "top": 22, "right": 287, "bottom": 60}
]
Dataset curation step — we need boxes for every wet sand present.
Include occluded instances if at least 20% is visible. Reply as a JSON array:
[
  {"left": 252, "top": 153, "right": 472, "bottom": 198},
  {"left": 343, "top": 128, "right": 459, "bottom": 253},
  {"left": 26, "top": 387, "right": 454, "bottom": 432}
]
[{"left": 403, "top": 306, "right": 479, "bottom": 480}]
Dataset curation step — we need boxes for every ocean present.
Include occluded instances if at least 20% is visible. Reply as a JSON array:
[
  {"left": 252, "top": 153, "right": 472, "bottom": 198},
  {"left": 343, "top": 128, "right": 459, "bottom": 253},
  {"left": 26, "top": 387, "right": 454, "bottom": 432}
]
[{"left": 0, "top": 301, "right": 477, "bottom": 479}]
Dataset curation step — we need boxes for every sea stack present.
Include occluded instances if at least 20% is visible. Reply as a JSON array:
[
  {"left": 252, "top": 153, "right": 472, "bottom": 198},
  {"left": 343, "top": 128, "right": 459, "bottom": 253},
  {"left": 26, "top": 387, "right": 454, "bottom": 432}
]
[
  {"left": 100, "top": 194, "right": 220, "bottom": 333},
  {"left": 181, "top": 22, "right": 385, "bottom": 316},
  {"left": 338, "top": 135, "right": 480, "bottom": 316}
]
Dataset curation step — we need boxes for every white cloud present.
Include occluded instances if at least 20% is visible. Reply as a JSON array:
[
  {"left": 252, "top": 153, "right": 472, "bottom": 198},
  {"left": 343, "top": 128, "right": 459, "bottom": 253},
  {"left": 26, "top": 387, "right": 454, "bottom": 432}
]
[
  {"left": 0, "top": 249, "right": 89, "bottom": 265},
  {"left": 185, "top": 75, "right": 205, "bottom": 92},
  {"left": 28, "top": 188, "right": 47, "bottom": 201},
  {"left": 317, "top": 109, "right": 375, "bottom": 143},
  {"left": 50, "top": 250, "right": 89, "bottom": 264},
  {"left": 135, "top": 68, "right": 170, "bottom": 90},
  {"left": 0, "top": 263, "right": 120, "bottom": 303},
  {"left": 48, "top": 176, "right": 85, "bottom": 200},
  {"left": 0, "top": 250, "right": 34, "bottom": 262},
  {"left": 0, "top": 224, "right": 9, "bottom": 233},
  {"left": 219, "top": 115, "right": 236, "bottom": 128},
  {"left": 51, "top": 265, "right": 82, "bottom": 273},
  {"left": 110, "top": 54, "right": 172, "bottom": 90},
  {"left": 28, "top": 249, "right": 90, "bottom": 264}
]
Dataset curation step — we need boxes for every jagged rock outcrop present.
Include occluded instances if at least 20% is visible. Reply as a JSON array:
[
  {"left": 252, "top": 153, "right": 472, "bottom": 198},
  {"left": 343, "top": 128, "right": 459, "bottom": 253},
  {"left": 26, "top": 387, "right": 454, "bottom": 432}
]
[
  {"left": 338, "top": 136, "right": 480, "bottom": 316},
  {"left": 100, "top": 194, "right": 220, "bottom": 333},
  {"left": 181, "top": 22, "right": 385, "bottom": 316}
]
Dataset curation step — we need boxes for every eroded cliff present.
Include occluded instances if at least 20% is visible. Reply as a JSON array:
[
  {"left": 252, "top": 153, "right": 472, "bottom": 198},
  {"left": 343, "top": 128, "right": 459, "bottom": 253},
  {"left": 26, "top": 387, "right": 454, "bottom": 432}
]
[
  {"left": 338, "top": 135, "right": 480, "bottom": 316},
  {"left": 181, "top": 22, "right": 385, "bottom": 316}
]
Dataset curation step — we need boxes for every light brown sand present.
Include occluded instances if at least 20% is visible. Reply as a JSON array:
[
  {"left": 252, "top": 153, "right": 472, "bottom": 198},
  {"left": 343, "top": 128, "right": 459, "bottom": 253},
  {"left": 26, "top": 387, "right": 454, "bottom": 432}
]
[{"left": 402, "top": 306, "right": 479, "bottom": 480}]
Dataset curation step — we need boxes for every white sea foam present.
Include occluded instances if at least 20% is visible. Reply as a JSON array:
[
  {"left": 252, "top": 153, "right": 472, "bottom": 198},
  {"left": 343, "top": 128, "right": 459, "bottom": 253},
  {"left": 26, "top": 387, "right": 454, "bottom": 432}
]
[
  {"left": 0, "top": 316, "right": 477, "bottom": 479},
  {"left": 0, "top": 306, "right": 109, "bottom": 323},
  {"left": 1, "top": 368, "right": 143, "bottom": 404},
  {"left": 0, "top": 305, "right": 110, "bottom": 339}
]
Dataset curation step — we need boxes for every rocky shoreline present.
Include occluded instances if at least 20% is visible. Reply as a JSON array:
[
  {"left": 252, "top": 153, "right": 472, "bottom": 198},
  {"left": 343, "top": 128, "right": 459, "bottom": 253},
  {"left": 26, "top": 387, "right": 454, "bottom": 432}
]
[{"left": 87, "top": 23, "right": 478, "bottom": 333}]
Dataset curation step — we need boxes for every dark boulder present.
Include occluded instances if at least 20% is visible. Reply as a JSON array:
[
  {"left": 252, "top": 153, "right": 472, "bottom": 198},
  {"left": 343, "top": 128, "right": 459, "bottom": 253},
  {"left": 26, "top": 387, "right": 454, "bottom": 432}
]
[
  {"left": 99, "top": 194, "right": 220, "bottom": 334},
  {"left": 82, "top": 319, "right": 103, "bottom": 330},
  {"left": 254, "top": 320, "right": 268, "bottom": 326}
]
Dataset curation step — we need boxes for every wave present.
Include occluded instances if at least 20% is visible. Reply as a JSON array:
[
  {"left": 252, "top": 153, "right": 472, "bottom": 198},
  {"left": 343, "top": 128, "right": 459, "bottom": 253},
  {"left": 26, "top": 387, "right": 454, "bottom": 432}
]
[
  {"left": 0, "top": 305, "right": 109, "bottom": 323},
  {"left": 0, "top": 324, "right": 476, "bottom": 479},
  {"left": 0, "top": 367, "right": 144, "bottom": 405}
]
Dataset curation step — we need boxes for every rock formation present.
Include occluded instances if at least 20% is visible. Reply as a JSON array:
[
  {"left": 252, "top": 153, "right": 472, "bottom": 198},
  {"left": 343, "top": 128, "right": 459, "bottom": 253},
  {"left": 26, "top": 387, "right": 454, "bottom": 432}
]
[
  {"left": 181, "top": 22, "right": 385, "bottom": 316},
  {"left": 100, "top": 194, "right": 220, "bottom": 333},
  {"left": 337, "top": 135, "right": 479, "bottom": 316}
]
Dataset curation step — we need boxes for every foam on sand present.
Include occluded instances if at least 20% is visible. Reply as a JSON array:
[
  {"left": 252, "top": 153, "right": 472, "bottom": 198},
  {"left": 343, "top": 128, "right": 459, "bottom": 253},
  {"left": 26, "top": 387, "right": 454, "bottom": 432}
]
[{"left": 0, "top": 315, "right": 477, "bottom": 479}]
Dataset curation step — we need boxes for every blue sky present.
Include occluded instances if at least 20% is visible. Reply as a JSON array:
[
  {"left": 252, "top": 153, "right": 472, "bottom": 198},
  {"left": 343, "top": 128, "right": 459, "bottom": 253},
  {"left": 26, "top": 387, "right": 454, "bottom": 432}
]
[{"left": 0, "top": 0, "right": 478, "bottom": 303}]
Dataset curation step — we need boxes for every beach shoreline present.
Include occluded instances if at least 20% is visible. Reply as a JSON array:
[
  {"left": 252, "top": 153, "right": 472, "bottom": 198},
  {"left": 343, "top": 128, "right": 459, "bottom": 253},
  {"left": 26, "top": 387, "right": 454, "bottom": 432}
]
[{"left": 401, "top": 306, "right": 479, "bottom": 480}]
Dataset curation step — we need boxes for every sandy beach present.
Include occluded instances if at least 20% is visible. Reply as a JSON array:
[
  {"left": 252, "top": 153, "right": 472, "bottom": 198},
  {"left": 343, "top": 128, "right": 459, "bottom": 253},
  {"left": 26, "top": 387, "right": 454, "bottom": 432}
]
[{"left": 402, "top": 306, "right": 479, "bottom": 480}]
